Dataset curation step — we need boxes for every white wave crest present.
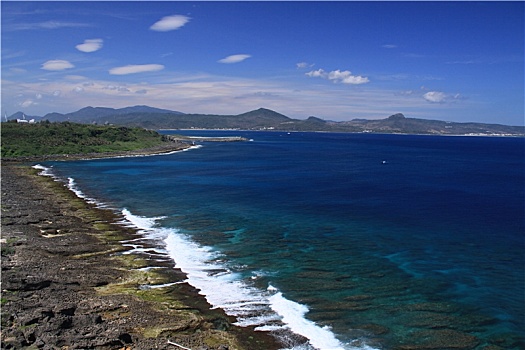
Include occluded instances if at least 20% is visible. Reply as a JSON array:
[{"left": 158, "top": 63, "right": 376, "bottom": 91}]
[
  {"left": 65, "top": 177, "right": 104, "bottom": 206},
  {"left": 123, "top": 208, "right": 379, "bottom": 350},
  {"left": 269, "top": 292, "right": 346, "bottom": 350},
  {"left": 32, "top": 164, "right": 54, "bottom": 177}
]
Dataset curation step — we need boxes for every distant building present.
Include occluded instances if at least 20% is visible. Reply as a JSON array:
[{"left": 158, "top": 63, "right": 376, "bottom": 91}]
[{"left": 16, "top": 114, "right": 35, "bottom": 123}]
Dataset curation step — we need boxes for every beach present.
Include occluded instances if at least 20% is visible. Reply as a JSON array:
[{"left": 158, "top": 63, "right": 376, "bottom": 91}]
[{"left": 0, "top": 163, "right": 281, "bottom": 350}]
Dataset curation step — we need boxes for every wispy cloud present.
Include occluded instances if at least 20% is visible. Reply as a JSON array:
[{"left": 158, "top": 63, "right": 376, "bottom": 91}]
[
  {"left": 218, "top": 54, "right": 251, "bottom": 64},
  {"left": 20, "top": 99, "right": 37, "bottom": 108},
  {"left": 41, "top": 60, "right": 75, "bottom": 71},
  {"left": 9, "top": 67, "right": 28, "bottom": 74},
  {"left": 2, "top": 74, "right": 471, "bottom": 121},
  {"left": 6, "top": 20, "right": 92, "bottom": 31},
  {"left": 403, "top": 53, "right": 426, "bottom": 58},
  {"left": 103, "top": 85, "right": 130, "bottom": 92},
  {"left": 150, "top": 15, "right": 190, "bottom": 32},
  {"left": 76, "top": 39, "right": 103, "bottom": 53},
  {"left": 296, "top": 62, "right": 315, "bottom": 69},
  {"left": 109, "top": 64, "right": 165, "bottom": 75},
  {"left": 382, "top": 44, "right": 397, "bottom": 49},
  {"left": 65, "top": 75, "right": 88, "bottom": 81},
  {"left": 306, "top": 69, "right": 369, "bottom": 85}
]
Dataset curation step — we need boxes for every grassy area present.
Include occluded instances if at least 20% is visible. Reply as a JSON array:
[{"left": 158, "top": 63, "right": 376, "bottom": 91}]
[{"left": 1, "top": 121, "right": 167, "bottom": 157}]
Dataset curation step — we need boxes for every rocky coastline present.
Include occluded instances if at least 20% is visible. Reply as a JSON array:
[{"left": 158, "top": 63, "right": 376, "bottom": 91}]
[{"left": 0, "top": 163, "right": 281, "bottom": 350}]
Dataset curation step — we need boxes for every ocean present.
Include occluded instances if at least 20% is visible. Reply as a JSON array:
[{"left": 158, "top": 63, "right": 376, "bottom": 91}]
[{"left": 42, "top": 131, "right": 524, "bottom": 349}]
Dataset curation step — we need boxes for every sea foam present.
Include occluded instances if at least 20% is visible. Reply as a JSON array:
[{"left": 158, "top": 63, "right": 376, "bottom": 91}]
[
  {"left": 32, "top": 164, "right": 54, "bottom": 177},
  {"left": 65, "top": 177, "right": 104, "bottom": 206},
  {"left": 33, "top": 164, "right": 106, "bottom": 207},
  {"left": 123, "top": 209, "right": 376, "bottom": 350},
  {"left": 32, "top": 164, "right": 375, "bottom": 350}
]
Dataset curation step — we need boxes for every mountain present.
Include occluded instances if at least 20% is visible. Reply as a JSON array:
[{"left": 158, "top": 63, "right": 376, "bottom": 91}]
[
  {"left": 335, "top": 113, "right": 525, "bottom": 135},
  {"left": 53, "top": 107, "right": 296, "bottom": 130},
  {"left": 41, "top": 105, "right": 184, "bottom": 123},
  {"left": 235, "top": 108, "right": 291, "bottom": 124},
  {"left": 10, "top": 106, "right": 525, "bottom": 136}
]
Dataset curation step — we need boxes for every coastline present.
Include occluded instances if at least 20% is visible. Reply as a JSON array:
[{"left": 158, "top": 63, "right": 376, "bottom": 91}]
[{"left": 0, "top": 163, "right": 281, "bottom": 349}]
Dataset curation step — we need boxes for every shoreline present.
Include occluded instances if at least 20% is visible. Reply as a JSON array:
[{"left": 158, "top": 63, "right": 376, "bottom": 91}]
[
  {"left": 0, "top": 163, "right": 281, "bottom": 349},
  {"left": 163, "top": 128, "right": 525, "bottom": 137}
]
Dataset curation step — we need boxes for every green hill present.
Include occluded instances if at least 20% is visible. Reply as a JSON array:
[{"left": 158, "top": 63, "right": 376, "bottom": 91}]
[
  {"left": 40, "top": 105, "right": 183, "bottom": 123},
  {"left": 56, "top": 107, "right": 293, "bottom": 130},
  {"left": 1, "top": 121, "right": 168, "bottom": 158}
]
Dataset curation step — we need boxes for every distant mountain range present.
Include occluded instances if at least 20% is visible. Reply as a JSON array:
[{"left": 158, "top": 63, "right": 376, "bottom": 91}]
[
  {"left": 6, "top": 105, "right": 525, "bottom": 136},
  {"left": 40, "top": 105, "right": 184, "bottom": 123}
]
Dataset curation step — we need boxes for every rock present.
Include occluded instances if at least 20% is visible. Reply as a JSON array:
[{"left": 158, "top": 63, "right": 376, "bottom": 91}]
[
  {"left": 119, "top": 333, "right": 133, "bottom": 344},
  {"left": 21, "top": 279, "right": 52, "bottom": 291},
  {"left": 395, "top": 329, "right": 480, "bottom": 350},
  {"left": 359, "top": 323, "right": 390, "bottom": 335},
  {"left": 58, "top": 306, "right": 76, "bottom": 316}
]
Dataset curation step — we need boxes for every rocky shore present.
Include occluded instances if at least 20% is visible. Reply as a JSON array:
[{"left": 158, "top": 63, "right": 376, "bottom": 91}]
[{"left": 1, "top": 163, "right": 281, "bottom": 350}]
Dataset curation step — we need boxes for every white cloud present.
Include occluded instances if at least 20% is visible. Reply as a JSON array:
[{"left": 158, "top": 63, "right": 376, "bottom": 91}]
[
  {"left": 104, "top": 85, "right": 130, "bottom": 92},
  {"left": 397, "top": 90, "right": 414, "bottom": 96},
  {"left": 109, "top": 64, "right": 165, "bottom": 75},
  {"left": 423, "top": 91, "right": 447, "bottom": 103},
  {"left": 382, "top": 44, "right": 397, "bottom": 49},
  {"left": 76, "top": 39, "right": 103, "bottom": 53},
  {"left": 340, "top": 75, "right": 370, "bottom": 85},
  {"left": 306, "top": 69, "right": 369, "bottom": 85},
  {"left": 52, "top": 90, "right": 62, "bottom": 97},
  {"left": 73, "top": 86, "right": 84, "bottom": 93},
  {"left": 423, "top": 91, "right": 464, "bottom": 104},
  {"left": 41, "top": 60, "right": 75, "bottom": 71},
  {"left": 306, "top": 69, "right": 326, "bottom": 78},
  {"left": 297, "top": 62, "right": 314, "bottom": 69},
  {"left": 328, "top": 70, "right": 370, "bottom": 84},
  {"left": 20, "top": 99, "right": 35, "bottom": 108},
  {"left": 150, "top": 15, "right": 190, "bottom": 32},
  {"left": 218, "top": 54, "right": 251, "bottom": 64}
]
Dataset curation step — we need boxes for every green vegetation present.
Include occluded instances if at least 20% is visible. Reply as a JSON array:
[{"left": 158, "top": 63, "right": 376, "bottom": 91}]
[
  {"left": 1, "top": 239, "right": 15, "bottom": 257},
  {"left": 1, "top": 121, "right": 167, "bottom": 157}
]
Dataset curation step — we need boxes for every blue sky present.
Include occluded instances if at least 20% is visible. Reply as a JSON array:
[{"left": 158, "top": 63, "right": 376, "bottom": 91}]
[{"left": 2, "top": 1, "right": 524, "bottom": 125}]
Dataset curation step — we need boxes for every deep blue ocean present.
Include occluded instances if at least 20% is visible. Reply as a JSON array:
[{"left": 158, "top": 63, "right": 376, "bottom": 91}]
[{"left": 43, "top": 131, "right": 524, "bottom": 349}]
